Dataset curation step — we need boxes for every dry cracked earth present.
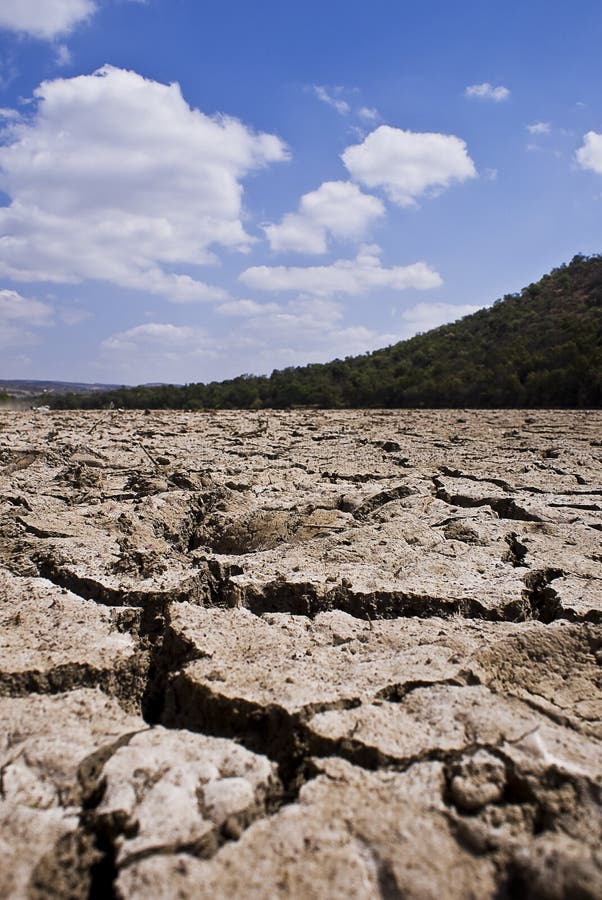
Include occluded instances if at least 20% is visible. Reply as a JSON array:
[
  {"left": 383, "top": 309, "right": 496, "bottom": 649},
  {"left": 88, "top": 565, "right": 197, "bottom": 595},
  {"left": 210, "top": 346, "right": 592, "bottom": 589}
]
[{"left": 0, "top": 408, "right": 601, "bottom": 899}]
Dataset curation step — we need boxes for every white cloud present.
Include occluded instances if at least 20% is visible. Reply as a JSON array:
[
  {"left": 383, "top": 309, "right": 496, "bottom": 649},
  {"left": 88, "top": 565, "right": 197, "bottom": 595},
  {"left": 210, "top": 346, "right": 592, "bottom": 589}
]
[
  {"left": 55, "top": 43, "right": 72, "bottom": 66},
  {"left": 264, "top": 181, "right": 385, "bottom": 254},
  {"left": 341, "top": 125, "right": 477, "bottom": 207},
  {"left": 0, "top": 288, "right": 53, "bottom": 347},
  {"left": 0, "top": 289, "right": 52, "bottom": 324},
  {"left": 399, "top": 301, "right": 481, "bottom": 337},
  {"left": 244, "top": 296, "right": 343, "bottom": 334},
  {"left": 576, "top": 132, "right": 602, "bottom": 174},
  {"left": 243, "top": 296, "right": 397, "bottom": 368},
  {"left": 119, "top": 270, "right": 229, "bottom": 304},
  {"left": 102, "top": 322, "right": 209, "bottom": 353},
  {"left": 99, "top": 299, "right": 399, "bottom": 383},
  {"left": 313, "top": 86, "right": 350, "bottom": 115},
  {"left": 99, "top": 322, "right": 220, "bottom": 382},
  {"left": 465, "top": 83, "right": 510, "bottom": 102},
  {"left": 358, "top": 106, "right": 379, "bottom": 121},
  {"left": 0, "top": 66, "right": 288, "bottom": 302},
  {"left": 216, "top": 299, "right": 280, "bottom": 317},
  {"left": 527, "top": 121, "right": 551, "bottom": 135},
  {"left": 57, "top": 304, "right": 92, "bottom": 325},
  {"left": 221, "top": 294, "right": 398, "bottom": 370},
  {"left": 240, "top": 244, "right": 442, "bottom": 296},
  {"left": 0, "top": 55, "right": 17, "bottom": 92},
  {"left": 0, "top": 0, "right": 96, "bottom": 40},
  {"left": 312, "top": 87, "right": 380, "bottom": 124}
]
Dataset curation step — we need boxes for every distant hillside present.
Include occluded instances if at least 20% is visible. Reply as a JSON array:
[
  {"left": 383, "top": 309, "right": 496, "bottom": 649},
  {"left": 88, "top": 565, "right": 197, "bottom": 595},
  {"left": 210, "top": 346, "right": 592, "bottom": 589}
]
[
  {"left": 0, "top": 380, "right": 124, "bottom": 399},
  {"left": 49, "top": 253, "right": 602, "bottom": 410}
]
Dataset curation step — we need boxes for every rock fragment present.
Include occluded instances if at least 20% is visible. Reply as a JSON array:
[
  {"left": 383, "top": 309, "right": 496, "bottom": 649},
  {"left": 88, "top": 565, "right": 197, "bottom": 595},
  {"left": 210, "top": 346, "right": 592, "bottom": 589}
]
[
  {"left": 0, "top": 690, "right": 142, "bottom": 898},
  {"left": 116, "top": 759, "right": 498, "bottom": 900},
  {"left": 0, "top": 408, "right": 600, "bottom": 897},
  {"left": 0, "top": 570, "right": 147, "bottom": 708},
  {"left": 95, "top": 729, "right": 280, "bottom": 866}
]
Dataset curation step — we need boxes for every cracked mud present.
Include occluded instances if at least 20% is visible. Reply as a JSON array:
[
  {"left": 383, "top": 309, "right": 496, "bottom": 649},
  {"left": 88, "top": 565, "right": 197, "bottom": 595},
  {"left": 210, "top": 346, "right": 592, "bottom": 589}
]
[{"left": 0, "top": 408, "right": 601, "bottom": 899}]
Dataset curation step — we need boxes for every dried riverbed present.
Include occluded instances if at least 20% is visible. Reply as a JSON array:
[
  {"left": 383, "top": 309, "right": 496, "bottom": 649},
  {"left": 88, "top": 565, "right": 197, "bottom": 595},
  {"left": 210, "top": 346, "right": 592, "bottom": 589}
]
[{"left": 1, "top": 408, "right": 601, "bottom": 898}]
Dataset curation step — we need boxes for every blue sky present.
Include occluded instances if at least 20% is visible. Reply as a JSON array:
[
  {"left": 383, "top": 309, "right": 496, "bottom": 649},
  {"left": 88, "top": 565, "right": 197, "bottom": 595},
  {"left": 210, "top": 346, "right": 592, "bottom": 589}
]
[{"left": 0, "top": 0, "right": 601, "bottom": 385}]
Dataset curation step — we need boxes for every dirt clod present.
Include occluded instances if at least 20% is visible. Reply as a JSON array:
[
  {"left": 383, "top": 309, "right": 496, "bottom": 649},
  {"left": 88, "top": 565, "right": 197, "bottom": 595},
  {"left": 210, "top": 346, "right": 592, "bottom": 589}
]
[{"left": 0, "top": 408, "right": 600, "bottom": 898}]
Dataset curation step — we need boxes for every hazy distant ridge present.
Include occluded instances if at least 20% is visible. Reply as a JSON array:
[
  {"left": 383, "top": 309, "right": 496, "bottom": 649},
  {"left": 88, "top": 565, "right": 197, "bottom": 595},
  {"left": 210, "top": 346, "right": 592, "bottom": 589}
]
[{"left": 0, "top": 380, "right": 125, "bottom": 398}]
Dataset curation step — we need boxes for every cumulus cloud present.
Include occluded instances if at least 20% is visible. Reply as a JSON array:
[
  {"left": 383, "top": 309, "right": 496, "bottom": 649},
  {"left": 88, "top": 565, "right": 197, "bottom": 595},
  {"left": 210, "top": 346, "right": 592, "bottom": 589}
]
[
  {"left": 465, "top": 83, "right": 510, "bottom": 102},
  {"left": 99, "top": 322, "right": 221, "bottom": 382},
  {"left": 0, "top": 66, "right": 288, "bottom": 302},
  {"left": 240, "top": 244, "right": 442, "bottom": 296},
  {"left": 313, "top": 86, "right": 350, "bottom": 115},
  {"left": 341, "top": 125, "right": 476, "bottom": 207},
  {"left": 264, "top": 181, "right": 385, "bottom": 254},
  {"left": 243, "top": 296, "right": 343, "bottom": 336},
  {"left": 216, "top": 299, "right": 280, "bottom": 317},
  {"left": 0, "top": 288, "right": 53, "bottom": 347},
  {"left": 100, "top": 297, "right": 398, "bottom": 383},
  {"left": 98, "top": 320, "right": 221, "bottom": 383},
  {"left": 399, "top": 301, "right": 481, "bottom": 337},
  {"left": 576, "top": 132, "right": 602, "bottom": 174},
  {"left": 102, "top": 322, "right": 210, "bottom": 354},
  {"left": 0, "top": 0, "right": 96, "bottom": 40},
  {"left": 240, "top": 296, "right": 396, "bottom": 366},
  {"left": 103, "top": 298, "right": 484, "bottom": 385},
  {"left": 527, "top": 121, "right": 551, "bottom": 135}
]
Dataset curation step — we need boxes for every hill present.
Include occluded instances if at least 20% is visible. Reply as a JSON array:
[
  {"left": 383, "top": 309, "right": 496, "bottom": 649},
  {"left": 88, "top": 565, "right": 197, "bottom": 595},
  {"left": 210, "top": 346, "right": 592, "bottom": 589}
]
[
  {"left": 48, "top": 253, "right": 602, "bottom": 410},
  {"left": 0, "top": 380, "right": 124, "bottom": 399}
]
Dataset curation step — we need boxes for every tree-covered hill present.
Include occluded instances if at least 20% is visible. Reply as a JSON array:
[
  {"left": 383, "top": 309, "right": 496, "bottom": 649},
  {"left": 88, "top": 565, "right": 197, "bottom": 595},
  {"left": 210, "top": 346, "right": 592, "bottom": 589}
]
[{"left": 49, "top": 253, "right": 602, "bottom": 410}]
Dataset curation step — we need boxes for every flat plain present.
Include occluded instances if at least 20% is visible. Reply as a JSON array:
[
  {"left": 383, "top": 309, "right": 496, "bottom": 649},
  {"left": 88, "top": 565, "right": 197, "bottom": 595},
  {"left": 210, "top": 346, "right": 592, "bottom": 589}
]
[{"left": 1, "top": 408, "right": 601, "bottom": 898}]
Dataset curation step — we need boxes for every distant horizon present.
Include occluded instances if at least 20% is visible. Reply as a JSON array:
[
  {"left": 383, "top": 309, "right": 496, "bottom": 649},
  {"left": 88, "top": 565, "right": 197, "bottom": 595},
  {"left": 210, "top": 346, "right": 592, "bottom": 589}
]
[
  {"left": 1, "top": 1, "right": 602, "bottom": 384},
  {"left": 0, "top": 377, "right": 169, "bottom": 390},
  {"left": 0, "top": 247, "right": 597, "bottom": 390}
]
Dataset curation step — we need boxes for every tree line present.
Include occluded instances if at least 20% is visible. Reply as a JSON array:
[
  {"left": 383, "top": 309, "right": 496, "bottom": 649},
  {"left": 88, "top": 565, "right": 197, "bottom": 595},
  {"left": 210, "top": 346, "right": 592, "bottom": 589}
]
[{"left": 46, "top": 254, "right": 602, "bottom": 410}]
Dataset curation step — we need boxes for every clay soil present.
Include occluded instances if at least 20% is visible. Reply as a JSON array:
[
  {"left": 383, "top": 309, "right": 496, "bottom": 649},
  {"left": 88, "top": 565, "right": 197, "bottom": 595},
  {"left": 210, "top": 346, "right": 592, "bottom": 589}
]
[{"left": 1, "top": 408, "right": 601, "bottom": 899}]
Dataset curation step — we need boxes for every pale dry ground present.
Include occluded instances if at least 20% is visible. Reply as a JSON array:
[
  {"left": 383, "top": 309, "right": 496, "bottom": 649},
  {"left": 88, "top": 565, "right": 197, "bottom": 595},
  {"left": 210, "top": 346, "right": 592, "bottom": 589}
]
[{"left": 0, "top": 408, "right": 601, "bottom": 899}]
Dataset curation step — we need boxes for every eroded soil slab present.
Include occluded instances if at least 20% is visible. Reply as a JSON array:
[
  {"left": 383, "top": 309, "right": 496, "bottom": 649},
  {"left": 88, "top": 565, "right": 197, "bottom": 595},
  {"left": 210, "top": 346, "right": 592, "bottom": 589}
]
[{"left": 0, "top": 408, "right": 600, "bottom": 898}]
